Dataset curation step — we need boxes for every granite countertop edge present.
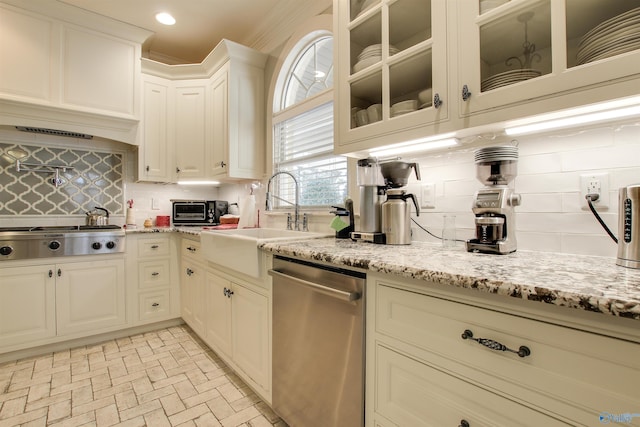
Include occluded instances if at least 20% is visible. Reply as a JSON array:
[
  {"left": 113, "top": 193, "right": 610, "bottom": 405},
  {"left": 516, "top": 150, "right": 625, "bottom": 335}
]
[{"left": 258, "top": 238, "right": 640, "bottom": 321}]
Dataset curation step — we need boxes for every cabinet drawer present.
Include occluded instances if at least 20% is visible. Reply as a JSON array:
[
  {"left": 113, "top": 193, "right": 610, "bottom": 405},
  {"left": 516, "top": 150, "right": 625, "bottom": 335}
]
[
  {"left": 137, "top": 238, "right": 170, "bottom": 258},
  {"left": 375, "top": 344, "right": 564, "bottom": 427},
  {"left": 180, "top": 239, "right": 202, "bottom": 260},
  {"left": 138, "top": 290, "right": 171, "bottom": 321},
  {"left": 138, "top": 260, "right": 170, "bottom": 289},
  {"left": 375, "top": 282, "right": 640, "bottom": 424}
]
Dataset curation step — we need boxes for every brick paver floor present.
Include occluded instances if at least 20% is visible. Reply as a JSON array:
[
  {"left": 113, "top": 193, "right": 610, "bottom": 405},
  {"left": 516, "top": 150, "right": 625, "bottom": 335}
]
[{"left": 0, "top": 325, "right": 287, "bottom": 427}]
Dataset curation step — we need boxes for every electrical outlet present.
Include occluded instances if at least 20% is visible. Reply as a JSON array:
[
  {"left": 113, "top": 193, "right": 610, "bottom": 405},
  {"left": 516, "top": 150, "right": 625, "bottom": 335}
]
[
  {"left": 421, "top": 183, "right": 435, "bottom": 209},
  {"left": 580, "top": 173, "right": 609, "bottom": 210}
]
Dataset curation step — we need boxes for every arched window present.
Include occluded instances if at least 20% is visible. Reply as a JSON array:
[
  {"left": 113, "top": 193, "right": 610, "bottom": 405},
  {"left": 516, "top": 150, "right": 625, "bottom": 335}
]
[{"left": 271, "top": 27, "right": 347, "bottom": 208}]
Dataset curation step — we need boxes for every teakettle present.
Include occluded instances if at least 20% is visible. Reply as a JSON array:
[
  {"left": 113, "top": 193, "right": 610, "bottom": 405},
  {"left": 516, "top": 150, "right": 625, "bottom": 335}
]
[{"left": 381, "top": 189, "right": 420, "bottom": 245}]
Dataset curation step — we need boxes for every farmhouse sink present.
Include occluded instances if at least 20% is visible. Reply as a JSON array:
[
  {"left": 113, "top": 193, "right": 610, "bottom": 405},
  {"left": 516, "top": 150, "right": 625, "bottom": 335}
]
[{"left": 200, "top": 228, "right": 330, "bottom": 278}]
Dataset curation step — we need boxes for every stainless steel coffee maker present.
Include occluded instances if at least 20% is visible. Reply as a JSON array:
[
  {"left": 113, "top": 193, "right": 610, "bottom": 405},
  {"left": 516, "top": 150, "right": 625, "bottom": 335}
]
[
  {"left": 466, "top": 146, "right": 521, "bottom": 254},
  {"left": 351, "top": 158, "right": 421, "bottom": 244},
  {"left": 351, "top": 158, "right": 387, "bottom": 244}
]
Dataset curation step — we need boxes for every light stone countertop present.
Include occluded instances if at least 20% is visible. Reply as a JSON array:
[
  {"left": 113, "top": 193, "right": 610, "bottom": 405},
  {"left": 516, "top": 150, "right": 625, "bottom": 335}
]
[{"left": 259, "top": 238, "right": 640, "bottom": 321}]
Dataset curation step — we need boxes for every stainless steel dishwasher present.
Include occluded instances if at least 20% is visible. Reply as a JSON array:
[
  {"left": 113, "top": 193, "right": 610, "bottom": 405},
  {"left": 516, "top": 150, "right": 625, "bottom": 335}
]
[{"left": 269, "top": 255, "right": 365, "bottom": 427}]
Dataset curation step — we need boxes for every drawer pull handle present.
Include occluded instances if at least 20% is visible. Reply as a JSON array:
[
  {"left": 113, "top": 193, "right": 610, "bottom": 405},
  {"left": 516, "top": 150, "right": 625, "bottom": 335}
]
[
  {"left": 151, "top": 272, "right": 159, "bottom": 276},
  {"left": 459, "top": 421, "right": 470, "bottom": 427},
  {"left": 152, "top": 303, "right": 159, "bottom": 307},
  {"left": 187, "top": 246, "right": 196, "bottom": 252},
  {"left": 151, "top": 245, "right": 159, "bottom": 249},
  {"left": 461, "top": 329, "right": 531, "bottom": 358}
]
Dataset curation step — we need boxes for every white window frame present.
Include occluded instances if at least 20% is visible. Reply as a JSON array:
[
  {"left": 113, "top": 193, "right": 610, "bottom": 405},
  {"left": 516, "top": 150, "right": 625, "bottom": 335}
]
[{"left": 267, "top": 15, "right": 351, "bottom": 211}]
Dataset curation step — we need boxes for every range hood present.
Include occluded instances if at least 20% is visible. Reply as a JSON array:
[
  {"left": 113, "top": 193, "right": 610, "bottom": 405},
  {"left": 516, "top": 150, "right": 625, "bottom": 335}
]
[{"left": 0, "top": 98, "right": 140, "bottom": 145}]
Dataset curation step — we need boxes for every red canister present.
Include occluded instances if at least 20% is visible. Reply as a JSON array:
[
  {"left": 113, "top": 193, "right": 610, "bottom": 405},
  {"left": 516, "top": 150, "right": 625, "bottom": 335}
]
[{"left": 156, "top": 215, "right": 170, "bottom": 227}]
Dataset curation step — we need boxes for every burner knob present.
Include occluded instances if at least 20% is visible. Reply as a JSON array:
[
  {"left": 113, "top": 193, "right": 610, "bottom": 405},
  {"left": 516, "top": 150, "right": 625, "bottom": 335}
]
[
  {"left": 49, "top": 241, "right": 61, "bottom": 251},
  {"left": 106, "top": 241, "right": 116, "bottom": 249},
  {"left": 92, "top": 242, "right": 102, "bottom": 250},
  {"left": 0, "top": 246, "right": 13, "bottom": 256}
]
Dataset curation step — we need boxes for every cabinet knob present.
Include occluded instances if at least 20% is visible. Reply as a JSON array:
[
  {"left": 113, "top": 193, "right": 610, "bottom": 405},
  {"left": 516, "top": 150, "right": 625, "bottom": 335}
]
[
  {"left": 219, "top": 161, "right": 226, "bottom": 168},
  {"left": 461, "top": 329, "right": 531, "bottom": 358},
  {"left": 57, "top": 268, "right": 62, "bottom": 277},
  {"left": 433, "top": 93, "right": 443, "bottom": 109},
  {"left": 223, "top": 287, "right": 234, "bottom": 298},
  {"left": 146, "top": 165, "right": 150, "bottom": 172},
  {"left": 49, "top": 269, "right": 53, "bottom": 278},
  {"left": 187, "top": 246, "right": 196, "bottom": 252},
  {"left": 462, "top": 84, "right": 472, "bottom": 101},
  {"left": 186, "top": 268, "right": 194, "bottom": 276},
  {"left": 459, "top": 420, "right": 470, "bottom": 427},
  {"left": 176, "top": 167, "right": 181, "bottom": 173}
]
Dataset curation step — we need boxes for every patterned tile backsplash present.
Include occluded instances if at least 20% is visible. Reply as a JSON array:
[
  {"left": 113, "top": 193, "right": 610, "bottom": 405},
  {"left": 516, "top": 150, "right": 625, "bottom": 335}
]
[{"left": 0, "top": 143, "right": 123, "bottom": 216}]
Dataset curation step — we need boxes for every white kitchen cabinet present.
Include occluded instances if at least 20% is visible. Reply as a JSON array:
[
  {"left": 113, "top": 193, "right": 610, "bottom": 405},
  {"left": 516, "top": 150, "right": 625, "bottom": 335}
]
[
  {"left": 456, "top": 0, "right": 640, "bottom": 127},
  {"left": 0, "top": 265, "right": 56, "bottom": 348},
  {"left": 333, "top": 0, "right": 640, "bottom": 155},
  {"left": 140, "top": 39, "right": 267, "bottom": 182},
  {"left": 174, "top": 81, "right": 210, "bottom": 181},
  {"left": 180, "top": 237, "right": 206, "bottom": 335},
  {"left": 0, "top": 1, "right": 149, "bottom": 144},
  {"left": 203, "top": 267, "right": 270, "bottom": 401},
  {"left": 367, "top": 273, "right": 640, "bottom": 426},
  {"left": 334, "top": 0, "right": 450, "bottom": 155},
  {"left": 139, "top": 75, "right": 173, "bottom": 182},
  {"left": 55, "top": 259, "right": 126, "bottom": 337},
  {"left": 125, "top": 234, "right": 180, "bottom": 325},
  {"left": 208, "top": 51, "right": 267, "bottom": 180}
]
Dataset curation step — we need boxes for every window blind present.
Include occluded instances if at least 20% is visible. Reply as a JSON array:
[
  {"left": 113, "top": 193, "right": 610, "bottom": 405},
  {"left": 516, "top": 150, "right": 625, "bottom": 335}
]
[{"left": 273, "top": 102, "right": 347, "bottom": 207}]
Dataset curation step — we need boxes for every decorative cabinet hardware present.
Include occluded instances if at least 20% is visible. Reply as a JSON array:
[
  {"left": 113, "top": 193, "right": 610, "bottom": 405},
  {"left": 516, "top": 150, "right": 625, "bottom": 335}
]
[
  {"left": 219, "top": 161, "right": 226, "bottom": 168},
  {"left": 186, "top": 268, "right": 194, "bottom": 276},
  {"left": 187, "top": 246, "right": 197, "bottom": 252},
  {"left": 151, "top": 245, "right": 159, "bottom": 249},
  {"left": 462, "top": 85, "right": 472, "bottom": 101},
  {"left": 151, "top": 272, "right": 159, "bottom": 276},
  {"left": 459, "top": 420, "right": 470, "bottom": 427},
  {"left": 461, "top": 329, "right": 531, "bottom": 358},
  {"left": 151, "top": 302, "right": 159, "bottom": 307},
  {"left": 146, "top": 165, "right": 150, "bottom": 172},
  {"left": 223, "top": 287, "right": 235, "bottom": 298},
  {"left": 57, "top": 268, "right": 62, "bottom": 277},
  {"left": 176, "top": 167, "right": 181, "bottom": 173},
  {"left": 433, "top": 93, "right": 443, "bottom": 109},
  {"left": 49, "top": 270, "right": 53, "bottom": 278}
]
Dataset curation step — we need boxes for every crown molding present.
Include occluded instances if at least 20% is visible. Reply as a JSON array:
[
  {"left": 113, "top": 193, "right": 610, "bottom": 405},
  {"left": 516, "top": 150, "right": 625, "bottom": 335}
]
[{"left": 243, "top": 0, "right": 332, "bottom": 53}]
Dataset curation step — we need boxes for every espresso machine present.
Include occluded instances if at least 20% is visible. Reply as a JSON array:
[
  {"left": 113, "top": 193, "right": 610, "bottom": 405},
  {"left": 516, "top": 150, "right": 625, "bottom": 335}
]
[
  {"left": 351, "top": 158, "right": 421, "bottom": 244},
  {"left": 466, "top": 146, "right": 521, "bottom": 254}
]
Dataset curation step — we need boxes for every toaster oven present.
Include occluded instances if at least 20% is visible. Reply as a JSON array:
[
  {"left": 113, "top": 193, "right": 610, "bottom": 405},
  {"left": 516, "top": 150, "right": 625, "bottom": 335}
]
[{"left": 171, "top": 200, "right": 228, "bottom": 226}]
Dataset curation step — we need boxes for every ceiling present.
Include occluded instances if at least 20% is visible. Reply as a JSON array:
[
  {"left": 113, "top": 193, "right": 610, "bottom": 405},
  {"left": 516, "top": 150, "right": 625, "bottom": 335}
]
[{"left": 58, "top": 0, "right": 285, "bottom": 64}]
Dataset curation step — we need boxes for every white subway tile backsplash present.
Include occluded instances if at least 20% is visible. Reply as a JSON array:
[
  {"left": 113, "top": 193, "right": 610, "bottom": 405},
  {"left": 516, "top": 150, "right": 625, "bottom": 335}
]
[
  {"left": 515, "top": 172, "right": 578, "bottom": 194},
  {"left": 517, "top": 193, "right": 563, "bottom": 213},
  {"left": 518, "top": 152, "right": 562, "bottom": 175},
  {"left": 561, "top": 233, "right": 618, "bottom": 257}
]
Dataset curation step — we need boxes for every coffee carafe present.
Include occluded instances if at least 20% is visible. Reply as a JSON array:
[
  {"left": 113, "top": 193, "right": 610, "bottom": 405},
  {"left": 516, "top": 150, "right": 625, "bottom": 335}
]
[
  {"left": 466, "top": 146, "right": 521, "bottom": 254},
  {"left": 382, "top": 189, "right": 420, "bottom": 245}
]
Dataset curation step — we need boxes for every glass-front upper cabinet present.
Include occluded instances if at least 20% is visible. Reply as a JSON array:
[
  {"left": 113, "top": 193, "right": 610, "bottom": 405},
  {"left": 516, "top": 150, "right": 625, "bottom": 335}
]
[
  {"left": 457, "top": 0, "right": 640, "bottom": 123},
  {"left": 334, "top": 0, "right": 449, "bottom": 155}
]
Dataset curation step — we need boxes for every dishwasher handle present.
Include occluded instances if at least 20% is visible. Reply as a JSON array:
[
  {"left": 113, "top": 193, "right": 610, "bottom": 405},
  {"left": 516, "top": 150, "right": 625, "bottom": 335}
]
[{"left": 268, "top": 269, "right": 361, "bottom": 302}]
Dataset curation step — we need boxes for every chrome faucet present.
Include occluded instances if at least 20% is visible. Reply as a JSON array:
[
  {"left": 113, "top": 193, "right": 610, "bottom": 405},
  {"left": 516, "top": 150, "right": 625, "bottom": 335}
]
[{"left": 266, "top": 171, "right": 301, "bottom": 231}]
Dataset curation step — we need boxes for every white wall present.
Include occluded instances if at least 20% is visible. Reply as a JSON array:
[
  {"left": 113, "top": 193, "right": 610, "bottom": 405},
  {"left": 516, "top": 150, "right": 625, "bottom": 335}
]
[{"left": 406, "top": 120, "right": 640, "bottom": 257}]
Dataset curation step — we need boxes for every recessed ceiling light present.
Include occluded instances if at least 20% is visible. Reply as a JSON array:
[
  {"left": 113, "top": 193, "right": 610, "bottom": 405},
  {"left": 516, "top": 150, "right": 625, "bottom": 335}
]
[{"left": 155, "top": 12, "right": 176, "bottom": 26}]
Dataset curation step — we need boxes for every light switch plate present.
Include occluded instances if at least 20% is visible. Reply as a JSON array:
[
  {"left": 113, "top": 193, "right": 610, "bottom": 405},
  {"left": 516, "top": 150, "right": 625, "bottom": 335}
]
[
  {"left": 421, "top": 183, "right": 435, "bottom": 209},
  {"left": 151, "top": 198, "right": 160, "bottom": 210}
]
